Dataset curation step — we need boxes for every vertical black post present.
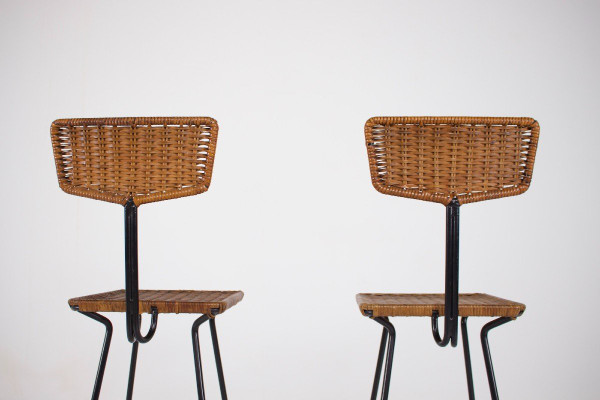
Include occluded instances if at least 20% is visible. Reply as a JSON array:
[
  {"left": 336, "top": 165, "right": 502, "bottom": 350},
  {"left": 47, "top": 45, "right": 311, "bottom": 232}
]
[
  {"left": 124, "top": 199, "right": 158, "bottom": 344},
  {"left": 124, "top": 199, "right": 139, "bottom": 344},
  {"left": 431, "top": 197, "right": 460, "bottom": 347},
  {"left": 445, "top": 197, "right": 460, "bottom": 347}
]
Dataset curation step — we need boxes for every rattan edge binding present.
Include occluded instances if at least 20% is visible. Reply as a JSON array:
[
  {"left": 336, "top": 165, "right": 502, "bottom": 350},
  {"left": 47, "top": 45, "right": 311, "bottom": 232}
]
[
  {"left": 52, "top": 116, "right": 218, "bottom": 127},
  {"left": 364, "top": 116, "right": 540, "bottom": 206},
  {"left": 56, "top": 183, "right": 210, "bottom": 207}
]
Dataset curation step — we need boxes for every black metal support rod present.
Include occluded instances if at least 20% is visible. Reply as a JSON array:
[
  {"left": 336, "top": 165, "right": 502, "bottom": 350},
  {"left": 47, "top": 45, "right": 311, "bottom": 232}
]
[
  {"left": 126, "top": 341, "right": 139, "bottom": 400},
  {"left": 192, "top": 314, "right": 210, "bottom": 400},
  {"left": 77, "top": 311, "right": 113, "bottom": 400},
  {"left": 124, "top": 199, "right": 138, "bottom": 343},
  {"left": 209, "top": 316, "right": 229, "bottom": 400},
  {"left": 481, "top": 317, "right": 513, "bottom": 400},
  {"left": 431, "top": 197, "right": 460, "bottom": 347},
  {"left": 372, "top": 317, "right": 396, "bottom": 400},
  {"left": 370, "top": 327, "right": 389, "bottom": 400},
  {"left": 461, "top": 317, "right": 475, "bottom": 400},
  {"left": 124, "top": 199, "right": 158, "bottom": 344}
]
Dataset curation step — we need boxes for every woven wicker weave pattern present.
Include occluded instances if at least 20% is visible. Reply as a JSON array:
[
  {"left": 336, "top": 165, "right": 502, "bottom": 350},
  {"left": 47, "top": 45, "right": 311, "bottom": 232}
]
[
  {"left": 365, "top": 117, "right": 540, "bottom": 205},
  {"left": 51, "top": 117, "right": 218, "bottom": 206},
  {"left": 69, "top": 290, "right": 244, "bottom": 317},
  {"left": 356, "top": 293, "right": 525, "bottom": 318}
]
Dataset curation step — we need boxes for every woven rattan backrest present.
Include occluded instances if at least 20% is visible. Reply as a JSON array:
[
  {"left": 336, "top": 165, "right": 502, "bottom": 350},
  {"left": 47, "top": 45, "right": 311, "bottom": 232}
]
[
  {"left": 51, "top": 117, "right": 218, "bottom": 206},
  {"left": 365, "top": 117, "right": 539, "bottom": 205}
]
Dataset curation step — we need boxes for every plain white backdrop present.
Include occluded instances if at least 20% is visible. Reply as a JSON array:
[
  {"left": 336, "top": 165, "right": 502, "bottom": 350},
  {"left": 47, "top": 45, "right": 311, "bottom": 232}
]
[{"left": 1, "top": 1, "right": 599, "bottom": 398}]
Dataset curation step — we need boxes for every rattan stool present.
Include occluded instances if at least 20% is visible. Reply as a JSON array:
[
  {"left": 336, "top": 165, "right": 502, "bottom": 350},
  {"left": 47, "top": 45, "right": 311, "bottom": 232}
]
[
  {"left": 51, "top": 117, "right": 242, "bottom": 400},
  {"left": 359, "top": 117, "right": 540, "bottom": 400}
]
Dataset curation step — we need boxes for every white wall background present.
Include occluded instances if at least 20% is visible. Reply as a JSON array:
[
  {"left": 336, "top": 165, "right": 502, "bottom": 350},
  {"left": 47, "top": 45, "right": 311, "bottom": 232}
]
[{"left": 1, "top": 1, "right": 598, "bottom": 398}]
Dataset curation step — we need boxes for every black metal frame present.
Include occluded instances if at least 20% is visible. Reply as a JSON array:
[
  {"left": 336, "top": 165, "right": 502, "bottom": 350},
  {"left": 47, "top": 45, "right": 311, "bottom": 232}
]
[
  {"left": 71, "top": 200, "right": 231, "bottom": 399},
  {"left": 368, "top": 314, "right": 396, "bottom": 400},
  {"left": 72, "top": 309, "right": 112, "bottom": 400},
  {"left": 461, "top": 317, "right": 475, "bottom": 400},
  {"left": 367, "top": 315, "right": 517, "bottom": 400},
  {"left": 124, "top": 199, "right": 158, "bottom": 344},
  {"left": 480, "top": 317, "right": 514, "bottom": 400},
  {"left": 192, "top": 310, "right": 229, "bottom": 400},
  {"left": 431, "top": 197, "right": 460, "bottom": 348},
  {"left": 365, "top": 198, "right": 521, "bottom": 399}
]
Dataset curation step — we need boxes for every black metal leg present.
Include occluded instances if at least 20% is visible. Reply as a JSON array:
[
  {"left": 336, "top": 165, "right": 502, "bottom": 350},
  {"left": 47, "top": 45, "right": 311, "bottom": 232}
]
[
  {"left": 370, "top": 327, "right": 388, "bottom": 400},
  {"left": 192, "top": 315, "right": 210, "bottom": 400},
  {"left": 461, "top": 317, "right": 475, "bottom": 400},
  {"left": 481, "top": 317, "right": 513, "bottom": 400},
  {"left": 371, "top": 317, "right": 396, "bottom": 400},
  {"left": 209, "top": 318, "right": 228, "bottom": 400},
  {"left": 78, "top": 311, "right": 113, "bottom": 400},
  {"left": 126, "top": 341, "right": 139, "bottom": 400},
  {"left": 75, "top": 309, "right": 231, "bottom": 400}
]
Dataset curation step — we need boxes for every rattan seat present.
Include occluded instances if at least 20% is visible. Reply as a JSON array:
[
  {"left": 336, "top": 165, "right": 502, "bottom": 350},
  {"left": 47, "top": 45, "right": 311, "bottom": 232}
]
[
  {"left": 357, "top": 293, "right": 525, "bottom": 318},
  {"left": 69, "top": 290, "right": 244, "bottom": 317}
]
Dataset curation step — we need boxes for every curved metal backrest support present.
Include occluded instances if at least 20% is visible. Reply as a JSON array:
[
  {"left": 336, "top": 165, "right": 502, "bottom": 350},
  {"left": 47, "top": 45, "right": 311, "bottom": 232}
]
[
  {"left": 125, "top": 199, "right": 158, "bottom": 343},
  {"left": 431, "top": 198, "right": 460, "bottom": 347},
  {"left": 364, "top": 116, "right": 540, "bottom": 348}
]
